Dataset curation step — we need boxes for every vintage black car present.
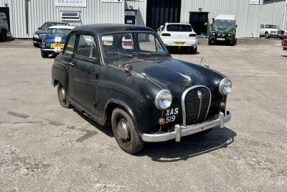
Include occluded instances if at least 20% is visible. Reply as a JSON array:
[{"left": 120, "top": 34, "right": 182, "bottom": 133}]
[{"left": 51, "top": 24, "right": 232, "bottom": 154}]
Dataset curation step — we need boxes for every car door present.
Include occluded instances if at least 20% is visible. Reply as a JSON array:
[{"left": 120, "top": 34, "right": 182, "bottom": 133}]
[{"left": 68, "top": 33, "right": 101, "bottom": 115}]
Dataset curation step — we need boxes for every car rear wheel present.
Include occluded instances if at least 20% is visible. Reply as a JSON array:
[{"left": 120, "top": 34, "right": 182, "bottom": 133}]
[
  {"left": 57, "top": 84, "right": 72, "bottom": 108},
  {"left": 41, "top": 51, "right": 49, "bottom": 58},
  {"left": 111, "top": 108, "right": 144, "bottom": 154}
]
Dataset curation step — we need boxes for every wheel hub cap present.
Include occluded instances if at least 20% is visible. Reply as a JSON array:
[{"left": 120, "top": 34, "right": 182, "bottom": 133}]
[
  {"left": 117, "top": 119, "right": 130, "bottom": 140},
  {"left": 60, "top": 88, "right": 66, "bottom": 102}
]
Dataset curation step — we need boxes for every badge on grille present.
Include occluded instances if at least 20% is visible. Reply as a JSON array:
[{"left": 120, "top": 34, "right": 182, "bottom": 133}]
[{"left": 197, "top": 90, "right": 202, "bottom": 99}]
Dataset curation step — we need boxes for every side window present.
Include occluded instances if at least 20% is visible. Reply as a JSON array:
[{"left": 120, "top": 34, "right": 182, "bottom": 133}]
[
  {"left": 41, "top": 23, "right": 49, "bottom": 30},
  {"left": 138, "top": 33, "right": 164, "bottom": 53},
  {"left": 64, "top": 33, "right": 76, "bottom": 56},
  {"left": 76, "top": 35, "right": 98, "bottom": 61}
]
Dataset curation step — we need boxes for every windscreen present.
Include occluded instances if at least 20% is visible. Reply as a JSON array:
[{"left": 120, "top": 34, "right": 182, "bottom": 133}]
[
  {"left": 166, "top": 25, "right": 192, "bottom": 32},
  {"left": 265, "top": 25, "right": 279, "bottom": 29},
  {"left": 214, "top": 19, "right": 235, "bottom": 27},
  {"left": 47, "top": 28, "right": 72, "bottom": 37},
  {"left": 101, "top": 32, "right": 167, "bottom": 65}
]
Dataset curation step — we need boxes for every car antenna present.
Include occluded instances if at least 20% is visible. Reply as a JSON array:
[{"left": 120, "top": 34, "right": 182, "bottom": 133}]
[{"left": 200, "top": 57, "right": 209, "bottom": 68}]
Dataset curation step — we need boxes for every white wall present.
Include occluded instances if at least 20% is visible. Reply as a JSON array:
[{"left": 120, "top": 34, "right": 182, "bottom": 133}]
[
  {"left": 0, "top": 0, "right": 125, "bottom": 38},
  {"left": 180, "top": 0, "right": 286, "bottom": 37}
]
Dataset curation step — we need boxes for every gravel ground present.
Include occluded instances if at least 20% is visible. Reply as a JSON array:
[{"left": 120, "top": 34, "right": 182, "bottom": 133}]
[{"left": 0, "top": 38, "right": 286, "bottom": 192}]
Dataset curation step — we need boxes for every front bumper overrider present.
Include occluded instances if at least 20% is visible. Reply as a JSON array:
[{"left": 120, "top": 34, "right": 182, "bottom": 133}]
[{"left": 142, "top": 111, "right": 231, "bottom": 142}]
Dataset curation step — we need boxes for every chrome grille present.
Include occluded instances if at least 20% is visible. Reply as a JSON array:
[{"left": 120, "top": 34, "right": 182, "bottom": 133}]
[{"left": 181, "top": 86, "right": 211, "bottom": 126}]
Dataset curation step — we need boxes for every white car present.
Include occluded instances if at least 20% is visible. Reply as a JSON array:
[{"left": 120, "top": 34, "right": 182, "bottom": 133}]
[
  {"left": 158, "top": 23, "right": 198, "bottom": 53},
  {"left": 259, "top": 24, "right": 286, "bottom": 39}
]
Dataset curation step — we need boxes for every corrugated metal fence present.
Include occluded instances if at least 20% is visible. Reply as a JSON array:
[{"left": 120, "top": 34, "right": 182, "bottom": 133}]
[
  {"left": 180, "top": 0, "right": 286, "bottom": 37},
  {"left": 0, "top": 0, "right": 124, "bottom": 38}
]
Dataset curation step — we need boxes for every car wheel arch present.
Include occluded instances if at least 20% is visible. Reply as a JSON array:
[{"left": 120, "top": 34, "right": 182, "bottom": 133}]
[
  {"left": 104, "top": 100, "right": 140, "bottom": 134},
  {"left": 52, "top": 66, "right": 69, "bottom": 89}
]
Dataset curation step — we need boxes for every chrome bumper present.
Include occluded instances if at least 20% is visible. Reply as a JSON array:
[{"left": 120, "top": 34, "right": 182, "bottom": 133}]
[
  {"left": 142, "top": 111, "right": 231, "bottom": 142},
  {"left": 41, "top": 48, "right": 62, "bottom": 53}
]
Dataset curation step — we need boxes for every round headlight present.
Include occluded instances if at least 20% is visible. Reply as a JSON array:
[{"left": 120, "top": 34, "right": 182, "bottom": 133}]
[
  {"left": 212, "top": 32, "right": 216, "bottom": 36},
  {"left": 219, "top": 78, "right": 232, "bottom": 95},
  {"left": 155, "top": 89, "right": 172, "bottom": 110}
]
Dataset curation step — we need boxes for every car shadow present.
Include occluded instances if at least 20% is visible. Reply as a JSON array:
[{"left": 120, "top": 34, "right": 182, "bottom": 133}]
[
  {"left": 72, "top": 108, "right": 114, "bottom": 137},
  {"left": 71, "top": 108, "right": 236, "bottom": 159},
  {"left": 281, "top": 55, "right": 287, "bottom": 58},
  {"left": 138, "top": 127, "right": 236, "bottom": 162}
]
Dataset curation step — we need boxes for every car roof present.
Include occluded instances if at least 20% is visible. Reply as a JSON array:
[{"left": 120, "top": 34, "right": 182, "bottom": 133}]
[
  {"left": 48, "top": 25, "right": 75, "bottom": 29},
  {"left": 165, "top": 22, "right": 190, "bottom": 25},
  {"left": 44, "top": 21, "right": 67, "bottom": 24},
  {"left": 72, "top": 24, "right": 154, "bottom": 35},
  {"left": 215, "top": 15, "right": 236, "bottom": 20}
]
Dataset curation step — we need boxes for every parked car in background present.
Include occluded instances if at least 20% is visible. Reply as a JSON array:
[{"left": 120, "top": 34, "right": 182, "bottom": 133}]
[
  {"left": 51, "top": 24, "right": 232, "bottom": 154},
  {"left": 157, "top": 22, "right": 198, "bottom": 53},
  {"left": 208, "top": 14, "right": 237, "bottom": 46},
  {"left": 41, "top": 25, "right": 74, "bottom": 58},
  {"left": 282, "top": 38, "right": 287, "bottom": 50},
  {"left": 0, "top": 12, "right": 11, "bottom": 41},
  {"left": 259, "top": 24, "right": 286, "bottom": 39},
  {"left": 33, "top": 21, "right": 68, "bottom": 47}
]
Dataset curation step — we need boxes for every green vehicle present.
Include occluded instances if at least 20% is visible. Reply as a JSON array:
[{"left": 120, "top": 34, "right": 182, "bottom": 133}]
[{"left": 208, "top": 15, "right": 237, "bottom": 46}]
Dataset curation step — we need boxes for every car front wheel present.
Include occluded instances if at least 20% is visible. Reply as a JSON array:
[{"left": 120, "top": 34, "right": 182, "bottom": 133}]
[
  {"left": 265, "top": 32, "right": 270, "bottom": 39},
  {"left": 111, "top": 108, "right": 144, "bottom": 154},
  {"left": 41, "top": 51, "right": 49, "bottom": 58}
]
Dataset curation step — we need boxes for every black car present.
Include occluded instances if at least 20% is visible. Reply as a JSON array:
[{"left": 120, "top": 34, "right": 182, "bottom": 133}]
[
  {"left": 33, "top": 21, "right": 68, "bottom": 47},
  {"left": 51, "top": 24, "right": 232, "bottom": 154}
]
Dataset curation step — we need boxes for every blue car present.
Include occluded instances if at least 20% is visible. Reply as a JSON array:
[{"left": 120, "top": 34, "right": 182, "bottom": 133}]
[{"left": 40, "top": 25, "right": 74, "bottom": 58}]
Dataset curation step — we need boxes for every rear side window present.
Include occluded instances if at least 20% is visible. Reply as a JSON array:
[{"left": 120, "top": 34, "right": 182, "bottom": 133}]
[
  {"left": 76, "top": 35, "right": 98, "bottom": 61},
  {"left": 166, "top": 25, "right": 192, "bottom": 32},
  {"left": 64, "top": 33, "right": 76, "bottom": 56}
]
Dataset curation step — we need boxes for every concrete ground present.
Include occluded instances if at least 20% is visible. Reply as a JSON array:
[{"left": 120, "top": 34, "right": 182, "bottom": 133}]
[{"left": 0, "top": 38, "right": 286, "bottom": 192}]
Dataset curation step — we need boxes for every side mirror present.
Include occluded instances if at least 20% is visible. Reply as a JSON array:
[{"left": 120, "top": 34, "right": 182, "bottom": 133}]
[
  {"left": 235, "top": 24, "right": 237, "bottom": 28},
  {"left": 38, "top": 27, "right": 41, "bottom": 30}
]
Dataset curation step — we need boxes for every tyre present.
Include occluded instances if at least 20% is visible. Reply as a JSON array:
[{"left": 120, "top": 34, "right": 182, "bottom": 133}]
[
  {"left": 230, "top": 39, "right": 237, "bottom": 46},
  {"left": 0, "top": 30, "right": 7, "bottom": 41},
  {"left": 208, "top": 39, "right": 212, "bottom": 45},
  {"left": 41, "top": 51, "right": 48, "bottom": 58},
  {"left": 111, "top": 108, "right": 144, "bottom": 154},
  {"left": 57, "top": 84, "right": 72, "bottom": 108},
  {"left": 190, "top": 47, "right": 197, "bottom": 54},
  {"left": 265, "top": 32, "right": 269, "bottom": 39}
]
